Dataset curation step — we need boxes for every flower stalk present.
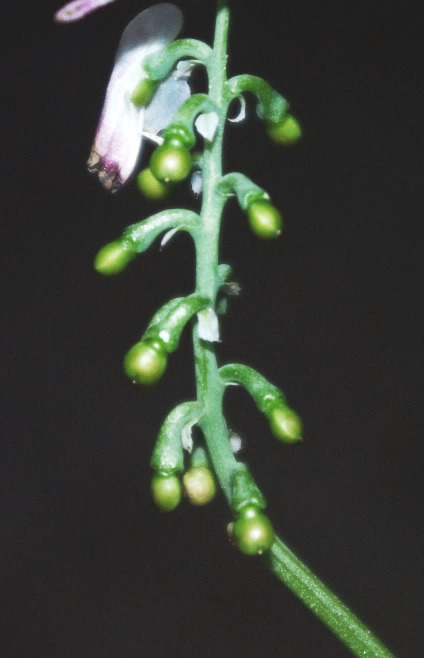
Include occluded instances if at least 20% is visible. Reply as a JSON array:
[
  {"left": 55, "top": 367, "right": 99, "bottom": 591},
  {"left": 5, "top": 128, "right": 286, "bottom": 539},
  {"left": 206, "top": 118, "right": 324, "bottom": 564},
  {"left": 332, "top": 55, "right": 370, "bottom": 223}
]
[
  {"left": 57, "top": 1, "right": 396, "bottom": 655},
  {"left": 185, "top": 4, "right": 395, "bottom": 655}
]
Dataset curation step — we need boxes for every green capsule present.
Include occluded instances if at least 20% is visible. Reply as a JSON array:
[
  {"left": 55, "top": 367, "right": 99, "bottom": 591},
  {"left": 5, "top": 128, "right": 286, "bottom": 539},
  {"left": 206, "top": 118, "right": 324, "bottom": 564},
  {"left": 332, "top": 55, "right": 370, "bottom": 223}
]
[
  {"left": 123, "top": 340, "right": 167, "bottom": 385},
  {"left": 150, "top": 143, "right": 192, "bottom": 183},
  {"left": 247, "top": 200, "right": 283, "bottom": 239},
  {"left": 130, "top": 78, "right": 158, "bottom": 107},
  {"left": 136, "top": 168, "right": 171, "bottom": 200},
  {"left": 267, "top": 114, "right": 302, "bottom": 145},
  {"left": 269, "top": 405, "right": 303, "bottom": 443},
  {"left": 233, "top": 507, "right": 275, "bottom": 556},
  {"left": 94, "top": 240, "right": 134, "bottom": 276},
  {"left": 183, "top": 466, "right": 216, "bottom": 506},
  {"left": 151, "top": 473, "right": 182, "bottom": 512}
]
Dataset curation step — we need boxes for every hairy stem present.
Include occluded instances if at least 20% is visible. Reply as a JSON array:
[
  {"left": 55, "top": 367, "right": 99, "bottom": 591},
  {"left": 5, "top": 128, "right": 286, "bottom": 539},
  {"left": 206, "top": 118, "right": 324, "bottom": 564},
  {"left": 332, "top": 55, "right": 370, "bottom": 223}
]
[
  {"left": 193, "top": 0, "right": 236, "bottom": 499},
  {"left": 266, "top": 537, "right": 395, "bottom": 657}
]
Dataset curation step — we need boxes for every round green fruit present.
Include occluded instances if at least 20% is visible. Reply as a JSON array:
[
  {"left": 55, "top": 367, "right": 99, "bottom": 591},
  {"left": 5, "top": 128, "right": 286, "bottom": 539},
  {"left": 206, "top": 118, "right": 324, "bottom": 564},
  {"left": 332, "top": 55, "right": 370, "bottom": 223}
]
[
  {"left": 233, "top": 508, "right": 275, "bottom": 556},
  {"left": 150, "top": 143, "right": 192, "bottom": 183},
  {"left": 269, "top": 405, "right": 303, "bottom": 443},
  {"left": 136, "top": 168, "right": 171, "bottom": 200},
  {"left": 151, "top": 474, "right": 181, "bottom": 512},
  {"left": 94, "top": 240, "right": 134, "bottom": 276},
  {"left": 267, "top": 114, "right": 302, "bottom": 145},
  {"left": 183, "top": 466, "right": 216, "bottom": 506},
  {"left": 130, "top": 78, "right": 157, "bottom": 107},
  {"left": 247, "top": 200, "right": 283, "bottom": 239},
  {"left": 123, "top": 340, "right": 167, "bottom": 385}
]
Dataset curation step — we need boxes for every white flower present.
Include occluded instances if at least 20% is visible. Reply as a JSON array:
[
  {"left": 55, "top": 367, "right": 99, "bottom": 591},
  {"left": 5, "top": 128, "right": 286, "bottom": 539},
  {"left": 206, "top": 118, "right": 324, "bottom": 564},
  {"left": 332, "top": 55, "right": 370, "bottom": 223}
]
[
  {"left": 54, "top": 0, "right": 116, "bottom": 23},
  {"left": 86, "top": 4, "right": 191, "bottom": 192}
]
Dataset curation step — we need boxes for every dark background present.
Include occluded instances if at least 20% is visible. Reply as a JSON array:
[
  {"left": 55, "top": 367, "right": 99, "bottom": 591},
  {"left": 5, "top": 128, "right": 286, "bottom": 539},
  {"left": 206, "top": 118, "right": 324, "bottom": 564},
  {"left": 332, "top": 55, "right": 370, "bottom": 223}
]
[{"left": 2, "top": 1, "right": 422, "bottom": 656}]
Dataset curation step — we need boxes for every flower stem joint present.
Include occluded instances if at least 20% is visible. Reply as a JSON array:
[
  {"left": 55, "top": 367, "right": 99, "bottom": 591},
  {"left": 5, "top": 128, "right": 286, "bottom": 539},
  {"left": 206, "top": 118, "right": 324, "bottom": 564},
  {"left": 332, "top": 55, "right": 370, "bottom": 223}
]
[
  {"left": 123, "top": 294, "right": 209, "bottom": 385},
  {"left": 219, "top": 363, "right": 303, "bottom": 444},
  {"left": 217, "top": 173, "right": 283, "bottom": 240},
  {"left": 229, "top": 464, "right": 275, "bottom": 556}
]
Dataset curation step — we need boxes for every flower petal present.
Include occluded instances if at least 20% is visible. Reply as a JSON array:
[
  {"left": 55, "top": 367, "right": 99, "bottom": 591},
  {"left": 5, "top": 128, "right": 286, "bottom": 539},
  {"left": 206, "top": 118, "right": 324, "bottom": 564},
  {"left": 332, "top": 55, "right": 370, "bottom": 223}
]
[
  {"left": 87, "top": 4, "right": 184, "bottom": 191},
  {"left": 54, "top": 0, "right": 115, "bottom": 23},
  {"left": 144, "top": 75, "right": 191, "bottom": 135}
]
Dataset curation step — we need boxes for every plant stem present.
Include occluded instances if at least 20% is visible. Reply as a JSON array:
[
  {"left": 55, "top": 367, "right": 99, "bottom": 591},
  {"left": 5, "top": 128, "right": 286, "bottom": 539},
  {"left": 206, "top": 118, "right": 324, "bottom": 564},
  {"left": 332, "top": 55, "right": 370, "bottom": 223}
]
[
  {"left": 192, "top": 2, "right": 395, "bottom": 656},
  {"left": 266, "top": 537, "right": 395, "bottom": 657},
  {"left": 194, "top": 0, "right": 236, "bottom": 500}
]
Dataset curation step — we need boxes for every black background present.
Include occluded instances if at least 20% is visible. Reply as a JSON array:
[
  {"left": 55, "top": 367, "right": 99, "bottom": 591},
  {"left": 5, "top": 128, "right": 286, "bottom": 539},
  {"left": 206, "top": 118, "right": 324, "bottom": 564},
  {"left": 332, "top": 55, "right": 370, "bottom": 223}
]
[{"left": 2, "top": 1, "right": 422, "bottom": 656}]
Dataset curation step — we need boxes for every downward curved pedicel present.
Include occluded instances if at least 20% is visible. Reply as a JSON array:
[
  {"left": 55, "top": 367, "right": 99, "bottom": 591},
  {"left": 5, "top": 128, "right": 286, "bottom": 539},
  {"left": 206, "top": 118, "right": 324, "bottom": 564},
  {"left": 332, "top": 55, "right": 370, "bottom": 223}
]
[{"left": 87, "top": 4, "right": 187, "bottom": 192}]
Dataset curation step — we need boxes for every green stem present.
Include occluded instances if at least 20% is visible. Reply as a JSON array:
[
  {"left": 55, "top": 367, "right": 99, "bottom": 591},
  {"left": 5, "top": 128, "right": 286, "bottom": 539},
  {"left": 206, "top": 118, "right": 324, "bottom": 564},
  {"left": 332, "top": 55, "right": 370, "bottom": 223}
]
[
  {"left": 191, "top": 2, "right": 395, "bottom": 657},
  {"left": 193, "top": 0, "right": 236, "bottom": 500},
  {"left": 265, "top": 537, "right": 395, "bottom": 658}
]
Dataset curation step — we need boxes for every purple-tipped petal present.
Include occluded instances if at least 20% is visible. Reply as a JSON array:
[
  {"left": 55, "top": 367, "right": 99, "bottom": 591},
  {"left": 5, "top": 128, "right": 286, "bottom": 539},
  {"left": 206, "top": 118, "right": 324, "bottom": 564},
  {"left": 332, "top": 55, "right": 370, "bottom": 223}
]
[
  {"left": 87, "top": 59, "right": 147, "bottom": 192},
  {"left": 54, "top": 0, "right": 115, "bottom": 23},
  {"left": 87, "top": 4, "right": 184, "bottom": 192}
]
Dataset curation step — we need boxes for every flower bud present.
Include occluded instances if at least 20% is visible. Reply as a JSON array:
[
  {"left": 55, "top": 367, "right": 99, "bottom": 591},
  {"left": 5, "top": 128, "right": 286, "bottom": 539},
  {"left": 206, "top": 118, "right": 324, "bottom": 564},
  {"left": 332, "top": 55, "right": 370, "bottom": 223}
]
[
  {"left": 232, "top": 506, "right": 275, "bottom": 556},
  {"left": 269, "top": 405, "right": 303, "bottom": 443},
  {"left": 151, "top": 473, "right": 182, "bottom": 511},
  {"left": 123, "top": 339, "right": 167, "bottom": 385},
  {"left": 183, "top": 466, "right": 216, "bottom": 506},
  {"left": 267, "top": 114, "right": 302, "bottom": 145},
  {"left": 130, "top": 78, "right": 158, "bottom": 108},
  {"left": 94, "top": 240, "right": 134, "bottom": 276},
  {"left": 247, "top": 200, "right": 283, "bottom": 239},
  {"left": 136, "top": 168, "right": 171, "bottom": 200},
  {"left": 150, "top": 142, "right": 192, "bottom": 183}
]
